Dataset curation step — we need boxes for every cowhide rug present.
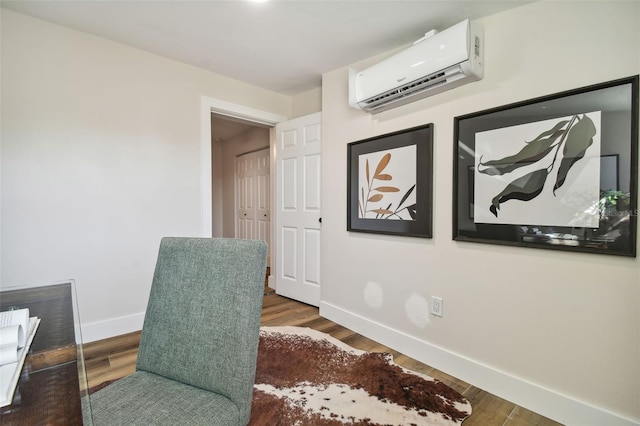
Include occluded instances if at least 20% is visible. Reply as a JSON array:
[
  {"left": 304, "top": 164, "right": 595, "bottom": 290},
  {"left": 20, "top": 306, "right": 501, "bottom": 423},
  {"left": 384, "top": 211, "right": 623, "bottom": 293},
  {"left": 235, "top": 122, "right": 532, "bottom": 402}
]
[{"left": 249, "top": 326, "right": 471, "bottom": 425}]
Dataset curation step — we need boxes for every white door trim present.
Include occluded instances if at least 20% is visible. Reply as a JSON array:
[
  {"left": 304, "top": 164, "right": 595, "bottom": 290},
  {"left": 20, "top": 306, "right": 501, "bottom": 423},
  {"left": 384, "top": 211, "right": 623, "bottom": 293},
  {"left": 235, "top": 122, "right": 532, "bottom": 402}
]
[{"left": 200, "top": 96, "right": 287, "bottom": 237}]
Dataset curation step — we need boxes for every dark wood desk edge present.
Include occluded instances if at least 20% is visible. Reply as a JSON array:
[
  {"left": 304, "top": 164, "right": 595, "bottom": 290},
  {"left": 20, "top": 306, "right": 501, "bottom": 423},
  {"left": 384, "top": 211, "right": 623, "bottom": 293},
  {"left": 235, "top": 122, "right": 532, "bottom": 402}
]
[
  {"left": 0, "top": 283, "right": 85, "bottom": 425},
  {"left": 27, "top": 344, "right": 78, "bottom": 371}
]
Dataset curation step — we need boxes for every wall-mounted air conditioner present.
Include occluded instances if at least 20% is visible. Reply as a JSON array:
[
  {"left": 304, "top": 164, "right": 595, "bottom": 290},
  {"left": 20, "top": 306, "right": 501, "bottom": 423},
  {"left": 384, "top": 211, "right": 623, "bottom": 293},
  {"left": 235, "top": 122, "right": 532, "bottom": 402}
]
[{"left": 349, "top": 19, "right": 484, "bottom": 114}]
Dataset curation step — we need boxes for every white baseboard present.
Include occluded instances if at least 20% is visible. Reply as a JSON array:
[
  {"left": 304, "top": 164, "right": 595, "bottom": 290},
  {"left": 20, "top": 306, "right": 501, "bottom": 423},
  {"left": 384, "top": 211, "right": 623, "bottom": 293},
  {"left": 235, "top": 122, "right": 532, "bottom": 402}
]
[
  {"left": 81, "top": 312, "right": 144, "bottom": 343},
  {"left": 319, "top": 301, "right": 639, "bottom": 426}
]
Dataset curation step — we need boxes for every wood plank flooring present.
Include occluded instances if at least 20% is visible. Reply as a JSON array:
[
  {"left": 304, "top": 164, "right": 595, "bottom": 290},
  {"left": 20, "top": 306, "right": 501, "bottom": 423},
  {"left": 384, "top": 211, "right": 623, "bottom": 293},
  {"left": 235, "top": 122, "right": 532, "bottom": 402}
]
[{"left": 83, "top": 293, "right": 562, "bottom": 426}]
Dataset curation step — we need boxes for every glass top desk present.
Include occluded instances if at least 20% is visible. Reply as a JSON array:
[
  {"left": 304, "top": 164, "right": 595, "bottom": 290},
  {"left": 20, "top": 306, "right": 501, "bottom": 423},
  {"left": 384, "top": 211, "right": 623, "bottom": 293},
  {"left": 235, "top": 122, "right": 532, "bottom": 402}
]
[{"left": 0, "top": 281, "right": 92, "bottom": 425}]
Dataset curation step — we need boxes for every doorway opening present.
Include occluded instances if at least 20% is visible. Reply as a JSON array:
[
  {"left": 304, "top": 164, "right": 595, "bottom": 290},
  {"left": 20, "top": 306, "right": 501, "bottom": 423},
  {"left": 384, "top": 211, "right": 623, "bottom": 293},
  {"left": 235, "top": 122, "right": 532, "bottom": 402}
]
[
  {"left": 202, "top": 97, "right": 287, "bottom": 291},
  {"left": 211, "top": 113, "right": 270, "bottom": 241},
  {"left": 200, "top": 96, "right": 286, "bottom": 240}
]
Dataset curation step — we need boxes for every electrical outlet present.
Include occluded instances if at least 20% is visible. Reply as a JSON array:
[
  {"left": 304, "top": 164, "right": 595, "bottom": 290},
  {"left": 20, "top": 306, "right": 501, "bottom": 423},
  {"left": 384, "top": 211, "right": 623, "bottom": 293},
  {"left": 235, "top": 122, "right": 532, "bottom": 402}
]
[{"left": 431, "top": 296, "right": 443, "bottom": 317}]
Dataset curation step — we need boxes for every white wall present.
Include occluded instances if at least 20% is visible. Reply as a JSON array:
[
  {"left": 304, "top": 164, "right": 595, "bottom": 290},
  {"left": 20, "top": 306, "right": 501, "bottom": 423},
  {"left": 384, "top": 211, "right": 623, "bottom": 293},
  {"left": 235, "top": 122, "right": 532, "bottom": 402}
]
[
  {"left": 0, "top": 9, "right": 290, "bottom": 340},
  {"left": 320, "top": 1, "right": 639, "bottom": 425},
  {"left": 291, "top": 87, "right": 322, "bottom": 119}
]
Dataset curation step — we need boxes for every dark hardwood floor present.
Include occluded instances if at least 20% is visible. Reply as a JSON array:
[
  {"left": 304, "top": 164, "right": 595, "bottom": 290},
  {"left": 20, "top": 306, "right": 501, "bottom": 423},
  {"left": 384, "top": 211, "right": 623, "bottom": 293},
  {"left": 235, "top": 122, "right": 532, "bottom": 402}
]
[{"left": 83, "top": 293, "right": 562, "bottom": 426}]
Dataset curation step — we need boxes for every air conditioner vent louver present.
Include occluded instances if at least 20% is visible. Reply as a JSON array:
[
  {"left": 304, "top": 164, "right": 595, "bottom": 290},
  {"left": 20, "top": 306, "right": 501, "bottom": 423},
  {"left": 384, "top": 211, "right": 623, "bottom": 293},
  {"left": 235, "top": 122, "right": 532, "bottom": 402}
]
[
  {"left": 361, "top": 70, "right": 452, "bottom": 112},
  {"left": 349, "top": 19, "right": 483, "bottom": 114}
]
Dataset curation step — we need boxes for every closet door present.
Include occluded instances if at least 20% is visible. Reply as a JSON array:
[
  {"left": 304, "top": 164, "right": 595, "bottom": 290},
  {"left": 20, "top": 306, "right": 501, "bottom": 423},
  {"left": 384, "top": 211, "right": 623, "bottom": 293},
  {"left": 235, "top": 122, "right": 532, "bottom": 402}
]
[{"left": 237, "top": 148, "right": 270, "bottom": 247}]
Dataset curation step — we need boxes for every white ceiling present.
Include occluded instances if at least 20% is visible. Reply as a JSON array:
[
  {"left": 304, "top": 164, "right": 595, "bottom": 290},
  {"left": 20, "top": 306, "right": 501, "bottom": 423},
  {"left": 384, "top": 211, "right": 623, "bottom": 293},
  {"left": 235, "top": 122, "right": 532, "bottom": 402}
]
[
  {"left": 1, "top": 0, "right": 534, "bottom": 95},
  {"left": 1, "top": 0, "right": 534, "bottom": 140}
]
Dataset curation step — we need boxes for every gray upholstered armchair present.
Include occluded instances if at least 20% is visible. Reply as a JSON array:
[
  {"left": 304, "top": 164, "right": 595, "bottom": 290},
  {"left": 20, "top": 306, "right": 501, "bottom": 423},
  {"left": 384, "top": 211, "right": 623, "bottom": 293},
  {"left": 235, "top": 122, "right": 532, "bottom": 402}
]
[{"left": 91, "top": 237, "right": 267, "bottom": 425}]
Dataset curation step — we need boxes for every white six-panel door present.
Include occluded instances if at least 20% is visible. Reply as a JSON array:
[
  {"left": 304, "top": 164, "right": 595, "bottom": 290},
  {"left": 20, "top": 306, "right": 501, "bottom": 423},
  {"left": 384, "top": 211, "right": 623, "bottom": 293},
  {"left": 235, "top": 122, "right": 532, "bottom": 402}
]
[
  {"left": 274, "top": 113, "right": 321, "bottom": 306},
  {"left": 237, "top": 148, "right": 271, "bottom": 262}
]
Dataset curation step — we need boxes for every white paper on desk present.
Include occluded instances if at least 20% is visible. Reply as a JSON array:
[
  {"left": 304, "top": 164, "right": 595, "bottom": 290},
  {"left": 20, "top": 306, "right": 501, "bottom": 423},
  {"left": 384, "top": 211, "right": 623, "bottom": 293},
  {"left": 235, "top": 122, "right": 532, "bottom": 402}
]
[
  {"left": 0, "top": 309, "right": 28, "bottom": 347},
  {"left": 0, "top": 326, "right": 22, "bottom": 365},
  {"left": 0, "top": 317, "right": 40, "bottom": 407}
]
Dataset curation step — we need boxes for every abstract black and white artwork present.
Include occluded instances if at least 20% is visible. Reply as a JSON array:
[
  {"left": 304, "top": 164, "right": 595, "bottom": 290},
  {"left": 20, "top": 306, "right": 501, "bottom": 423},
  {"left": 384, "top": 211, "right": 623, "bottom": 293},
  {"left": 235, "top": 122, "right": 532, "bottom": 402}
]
[{"left": 474, "top": 111, "right": 602, "bottom": 227}]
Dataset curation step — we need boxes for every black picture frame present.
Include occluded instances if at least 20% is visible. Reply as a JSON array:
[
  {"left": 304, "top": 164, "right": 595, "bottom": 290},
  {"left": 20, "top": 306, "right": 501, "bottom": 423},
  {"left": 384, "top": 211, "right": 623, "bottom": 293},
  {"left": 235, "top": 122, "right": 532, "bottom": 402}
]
[
  {"left": 347, "top": 123, "right": 434, "bottom": 238},
  {"left": 453, "top": 75, "right": 638, "bottom": 256}
]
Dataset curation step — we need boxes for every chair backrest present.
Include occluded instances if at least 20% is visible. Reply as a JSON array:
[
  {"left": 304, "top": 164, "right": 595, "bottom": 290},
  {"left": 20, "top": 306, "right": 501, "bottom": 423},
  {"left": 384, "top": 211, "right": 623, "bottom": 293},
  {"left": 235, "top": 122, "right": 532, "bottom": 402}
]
[{"left": 136, "top": 237, "right": 267, "bottom": 423}]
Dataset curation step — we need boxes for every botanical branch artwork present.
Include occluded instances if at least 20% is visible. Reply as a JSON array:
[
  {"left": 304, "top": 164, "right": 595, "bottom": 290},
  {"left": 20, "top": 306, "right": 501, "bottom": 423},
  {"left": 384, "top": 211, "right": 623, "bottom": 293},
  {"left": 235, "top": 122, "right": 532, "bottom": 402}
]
[
  {"left": 358, "top": 145, "right": 417, "bottom": 220},
  {"left": 474, "top": 111, "right": 602, "bottom": 227}
]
